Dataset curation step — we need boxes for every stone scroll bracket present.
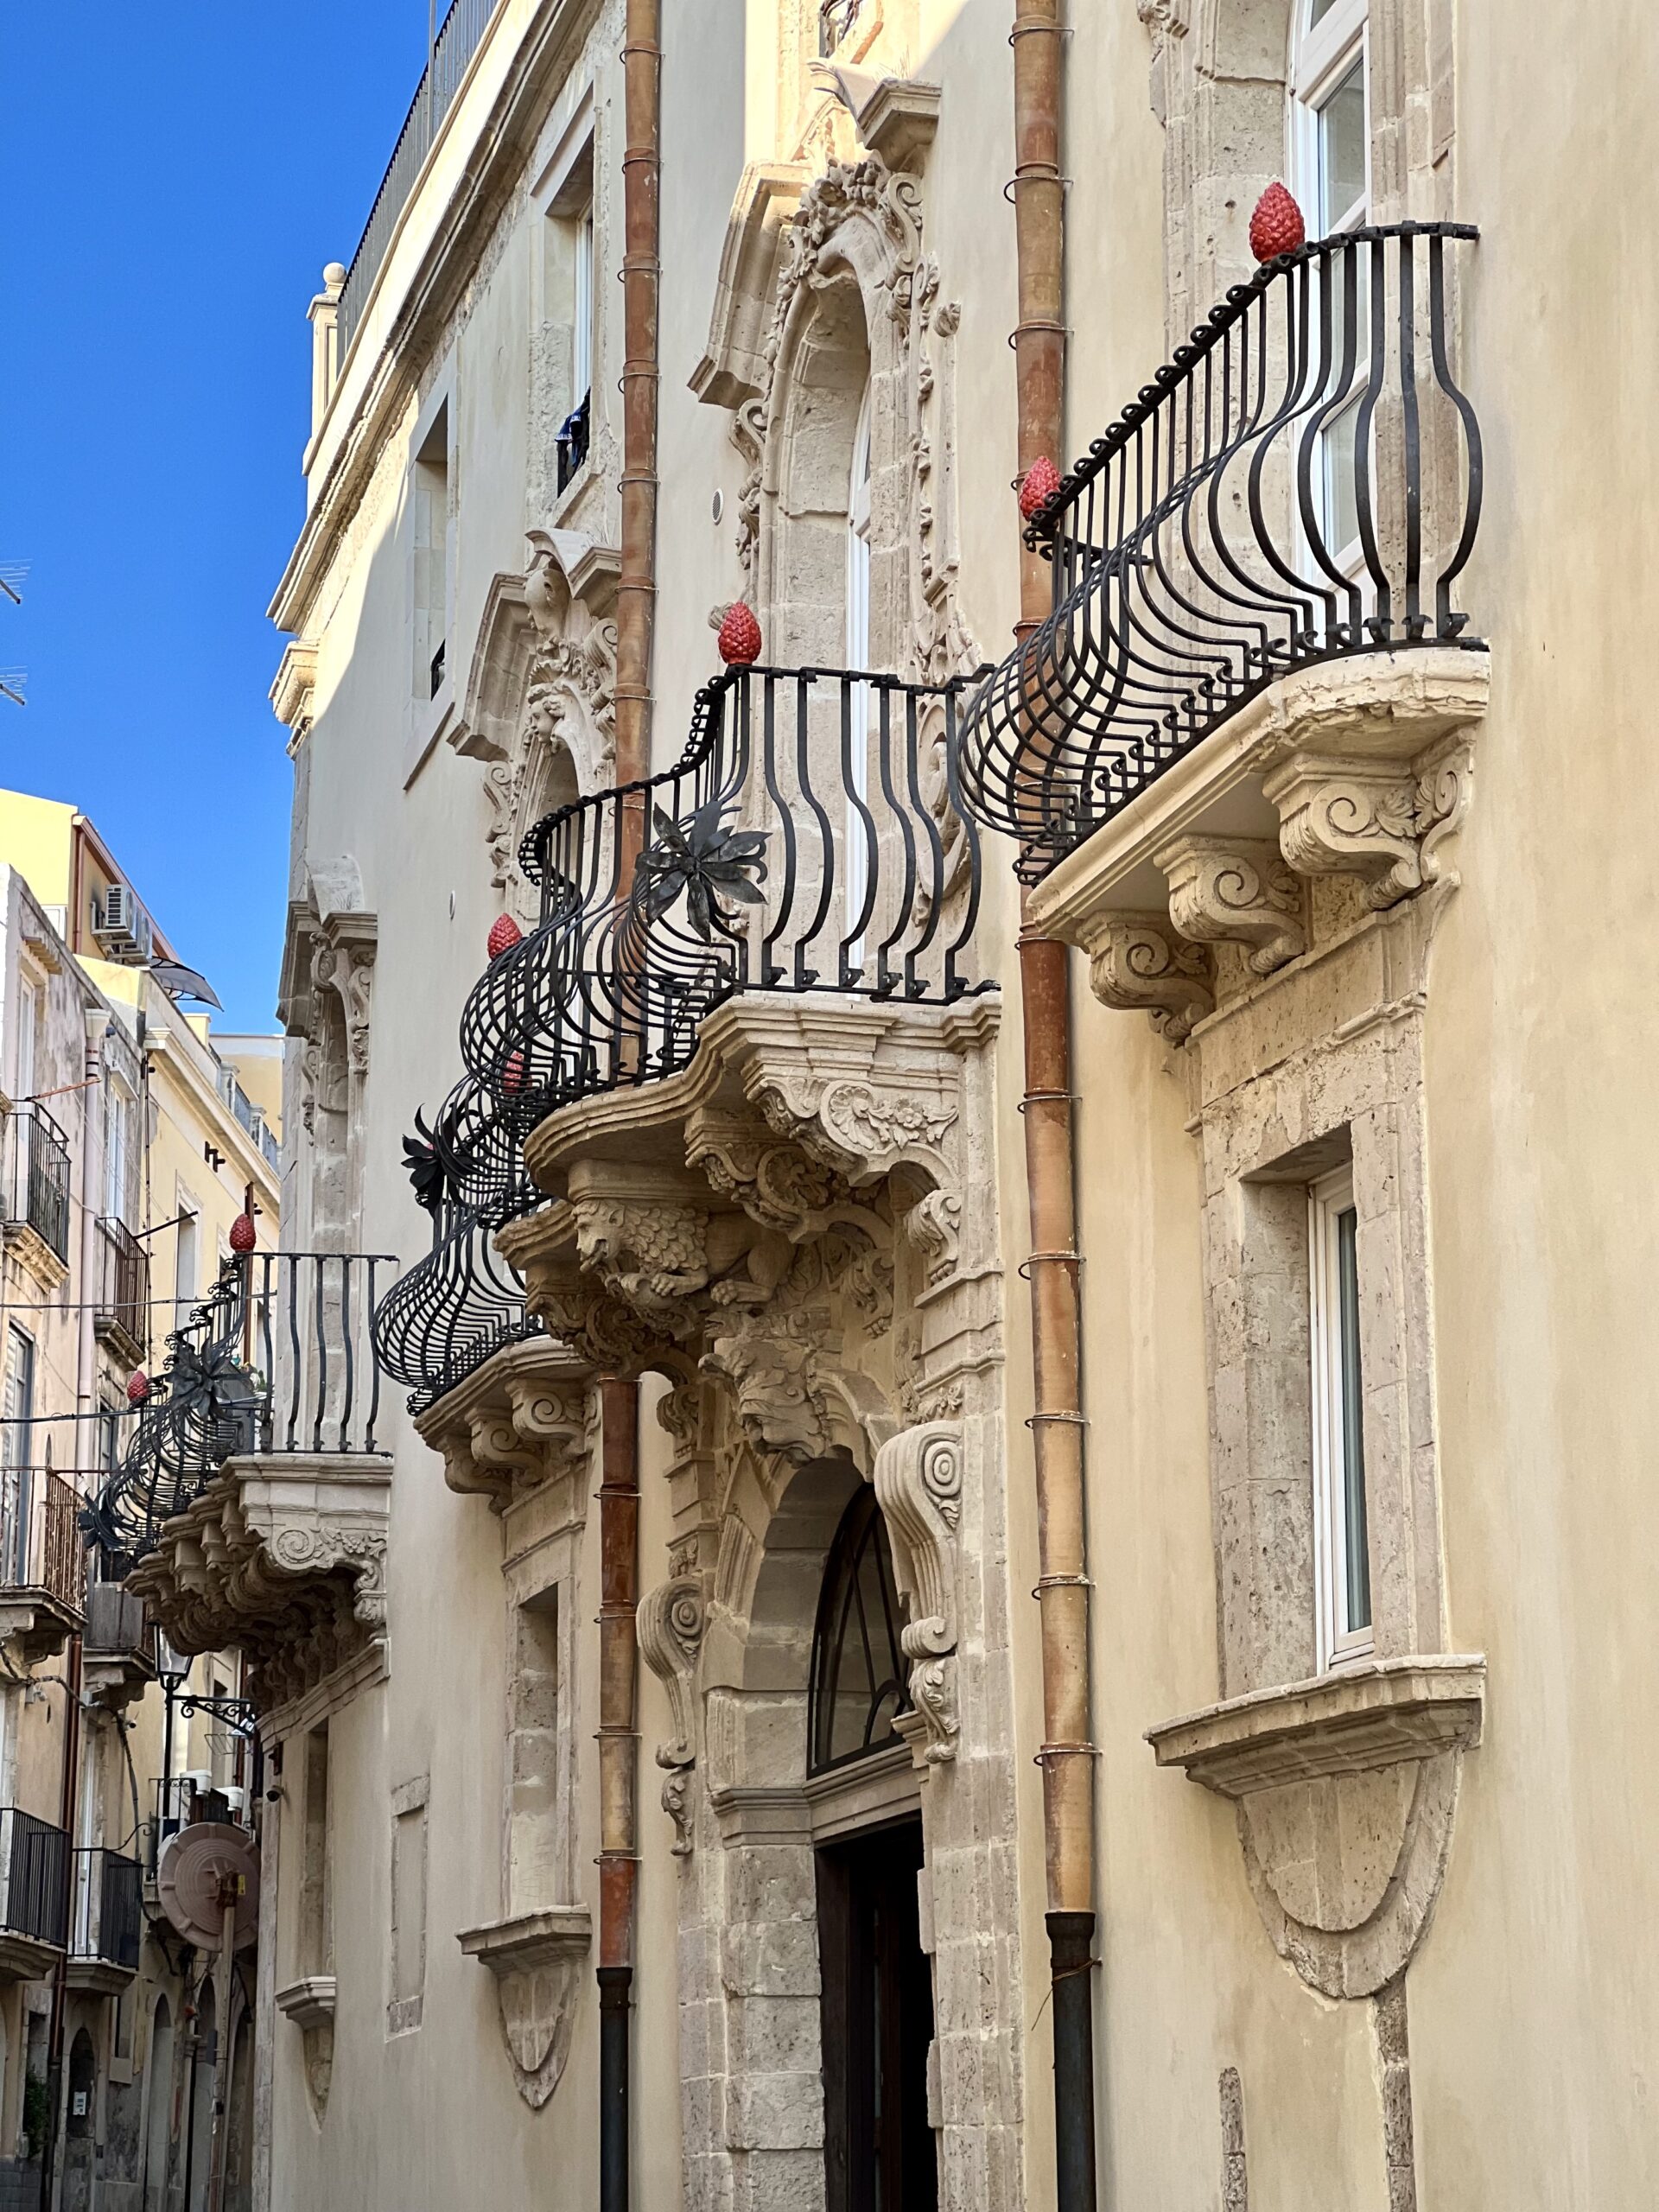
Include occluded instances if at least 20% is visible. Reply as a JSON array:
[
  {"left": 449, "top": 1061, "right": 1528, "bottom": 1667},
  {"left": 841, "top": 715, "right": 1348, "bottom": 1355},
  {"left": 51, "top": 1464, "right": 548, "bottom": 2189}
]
[
  {"left": 638, "top": 1574, "right": 708, "bottom": 1857},
  {"left": 872, "top": 1420, "right": 963, "bottom": 1764}
]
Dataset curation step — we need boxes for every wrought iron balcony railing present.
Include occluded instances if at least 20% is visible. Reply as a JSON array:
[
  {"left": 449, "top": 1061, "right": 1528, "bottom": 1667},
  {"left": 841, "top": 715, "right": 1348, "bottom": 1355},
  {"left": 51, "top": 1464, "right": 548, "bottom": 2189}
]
[
  {"left": 84, "top": 1249, "right": 394, "bottom": 1571},
  {"left": 0, "top": 1808, "right": 68, "bottom": 1948},
  {"left": 5, "top": 1103, "right": 72, "bottom": 1262},
  {"left": 0, "top": 1469, "right": 86, "bottom": 1616},
  {"left": 94, "top": 1216, "right": 149, "bottom": 1364},
  {"left": 337, "top": 0, "right": 503, "bottom": 365},
  {"left": 956, "top": 222, "right": 1484, "bottom": 881},
  {"left": 70, "top": 1847, "right": 143, "bottom": 1972},
  {"left": 373, "top": 658, "right": 989, "bottom": 1410}
]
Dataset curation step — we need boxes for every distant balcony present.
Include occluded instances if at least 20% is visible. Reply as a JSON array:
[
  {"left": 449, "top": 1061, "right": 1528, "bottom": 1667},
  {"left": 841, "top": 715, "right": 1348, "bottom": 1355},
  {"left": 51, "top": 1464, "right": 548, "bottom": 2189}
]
[
  {"left": 94, "top": 1216, "right": 149, "bottom": 1367},
  {"left": 0, "top": 1808, "right": 68, "bottom": 1980},
  {"left": 0, "top": 1468, "right": 86, "bottom": 1660},
  {"left": 3, "top": 1103, "right": 71, "bottom": 1274},
  {"left": 67, "top": 1847, "right": 144, "bottom": 1993},
  {"left": 372, "top": 658, "right": 991, "bottom": 1410},
  {"left": 82, "top": 1580, "right": 157, "bottom": 1710},
  {"left": 956, "top": 223, "right": 1484, "bottom": 884},
  {"left": 84, "top": 1252, "right": 394, "bottom": 1712}
]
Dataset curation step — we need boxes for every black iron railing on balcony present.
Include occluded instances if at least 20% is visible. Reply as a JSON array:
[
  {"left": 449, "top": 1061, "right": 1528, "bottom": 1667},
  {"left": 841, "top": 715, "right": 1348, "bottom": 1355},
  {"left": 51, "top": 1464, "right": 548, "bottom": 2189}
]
[
  {"left": 94, "top": 1216, "right": 149, "bottom": 1363},
  {"left": 71, "top": 1847, "right": 143, "bottom": 1971},
  {"left": 556, "top": 389, "right": 591, "bottom": 494},
  {"left": 337, "top": 0, "right": 504, "bottom": 364},
  {"left": 0, "top": 1469, "right": 86, "bottom": 1615},
  {"left": 956, "top": 223, "right": 1484, "bottom": 881},
  {"left": 5, "top": 1103, "right": 71, "bottom": 1261},
  {"left": 84, "top": 1250, "right": 394, "bottom": 1570},
  {"left": 0, "top": 1808, "right": 68, "bottom": 1948},
  {"left": 373, "top": 659, "right": 990, "bottom": 1410}
]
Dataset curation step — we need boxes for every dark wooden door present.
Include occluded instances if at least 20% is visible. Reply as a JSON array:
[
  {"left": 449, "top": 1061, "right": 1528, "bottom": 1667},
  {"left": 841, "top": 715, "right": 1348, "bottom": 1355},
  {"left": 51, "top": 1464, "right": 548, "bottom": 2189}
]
[{"left": 817, "top": 1817, "right": 938, "bottom": 2212}]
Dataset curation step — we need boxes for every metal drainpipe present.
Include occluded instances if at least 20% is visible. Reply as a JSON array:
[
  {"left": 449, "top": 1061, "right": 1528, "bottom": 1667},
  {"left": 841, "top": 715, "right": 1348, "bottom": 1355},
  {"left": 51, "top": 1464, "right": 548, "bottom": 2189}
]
[
  {"left": 597, "top": 1376, "right": 639, "bottom": 2212},
  {"left": 1010, "top": 4, "right": 1101, "bottom": 2209},
  {"left": 598, "top": 10, "right": 658, "bottom": 2208}
]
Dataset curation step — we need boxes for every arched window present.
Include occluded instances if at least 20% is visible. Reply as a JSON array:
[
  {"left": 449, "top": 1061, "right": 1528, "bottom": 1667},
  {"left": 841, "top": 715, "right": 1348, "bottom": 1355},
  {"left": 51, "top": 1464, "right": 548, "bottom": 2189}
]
[{"left": 807, "top": 1485, "right": 910, "bottom": 1774}]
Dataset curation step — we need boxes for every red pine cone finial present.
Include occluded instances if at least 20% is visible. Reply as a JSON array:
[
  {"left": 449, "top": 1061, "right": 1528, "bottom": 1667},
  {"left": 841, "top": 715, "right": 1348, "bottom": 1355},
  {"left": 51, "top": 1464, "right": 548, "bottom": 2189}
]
[
  {"left": 229, "top": 1211, "right": 257, "bottom": 1255},
  {"left": 127, "top": 1370, "right": 150, "bottom": 1406},
  {"left": 1249, "top": 182, "right": 1306, "bottom": 264},
  {"left": 1019, "top": 457, "right": 1062, "bottom": 521},
  {"left": 717, "top": 602, "right": 763, "bottom": 667},
  {"left": 487, "top": 913, "right": 524, "bottom": 961},
  {"left": 502, "top": 1051, "right": 526, "bottom": 1096}
]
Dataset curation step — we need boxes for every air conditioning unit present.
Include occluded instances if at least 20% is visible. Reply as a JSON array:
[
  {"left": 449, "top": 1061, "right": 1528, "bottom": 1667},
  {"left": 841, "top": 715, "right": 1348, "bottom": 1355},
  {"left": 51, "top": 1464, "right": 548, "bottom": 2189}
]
[
  {"left": 220, "top": 1786, "right": 250, "bottom": 1821},
  {"left": 93, "top": 884, "right": 153, "bottom": 964}
]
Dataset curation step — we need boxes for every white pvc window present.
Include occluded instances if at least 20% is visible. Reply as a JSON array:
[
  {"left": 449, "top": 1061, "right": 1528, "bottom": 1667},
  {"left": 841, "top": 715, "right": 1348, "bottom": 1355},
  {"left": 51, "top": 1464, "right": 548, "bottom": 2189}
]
[
  {"left": 104, "top": 1079, "right": 131, "bottom": 1224},
  {"left": 1309, "top": 1167, "right": 1372, "bottom": 1669},
  {"left": 1291, "top": 0, "right": 1370, "bottom": 570},
  {"left": 572, "top": 203, "right": 594, "bottom": 406}
]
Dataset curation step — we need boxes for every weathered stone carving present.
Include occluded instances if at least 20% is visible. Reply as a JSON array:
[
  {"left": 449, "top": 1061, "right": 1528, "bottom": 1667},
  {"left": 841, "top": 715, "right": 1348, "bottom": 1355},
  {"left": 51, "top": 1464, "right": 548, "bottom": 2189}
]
[
  {"left": 456, "top": 1910, "right": 591, "bottom": 2109},
  {"left": 1087, "top": 913, "right": 1216, "bottom": 1040},
  {"left": 1264, "top": 753, "right": 1427, "bottom": 909},
  {"left": 1159, "top": 835, "right": 1307, "bottom": 974},
  {"left": 416, "top": 1340, "right": 594, "bottom": 1506},
  {"left": 638, "top": 1575, "right": 707, "bottom": 1855},
  {"left": 872, "top": 1421, "right": 963, "bottom": 1762}
]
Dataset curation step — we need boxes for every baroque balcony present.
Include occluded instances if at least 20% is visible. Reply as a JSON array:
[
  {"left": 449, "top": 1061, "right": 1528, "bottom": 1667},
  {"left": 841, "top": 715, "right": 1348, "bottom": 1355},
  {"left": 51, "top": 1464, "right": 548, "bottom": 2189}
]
[
  {"left": 954, "top": 223, "right": 1487, "bottom": 1031},
  {"left": 85, "top": 1251, "right": 394, "bottom": 1710},
  {"left": 373, "top": 658, "right": 993, "bottom": 1417}
]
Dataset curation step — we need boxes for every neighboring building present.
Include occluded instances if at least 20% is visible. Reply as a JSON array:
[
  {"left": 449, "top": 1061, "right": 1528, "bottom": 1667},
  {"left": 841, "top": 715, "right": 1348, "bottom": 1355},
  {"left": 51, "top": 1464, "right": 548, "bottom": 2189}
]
[
  {"left": 0, "top": 795, "right": 282, "bottom": 2210},
  {"left": 105, "top": 2, "right": 1659, "bottom": 2209}
]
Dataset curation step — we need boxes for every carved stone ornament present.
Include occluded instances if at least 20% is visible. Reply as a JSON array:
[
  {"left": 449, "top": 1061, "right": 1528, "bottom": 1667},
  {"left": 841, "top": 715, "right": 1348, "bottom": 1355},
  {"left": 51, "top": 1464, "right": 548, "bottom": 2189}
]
[
  {"left": 1262, "top": 753, "right": 1427, "bottom": 910},
  {"left": 457, "top": 1909, "right": 592, "bottom": 2108},
  {"left": 416, "top": 1339, "right": 594, "bottom": 1507},
  {"left": 872, "top": 1421, "right": 963, "bottom": 1762},
  {"left": 638, "top": 1575, "right": 707, "bottom": 1854},
  {"left": 275, "top": 1978, "right": 336, "bottom": 2120},
  {"left": 1087, "top": 913, "right": 1216, "bottom": 1041},
  {"left": 1158, "top": 835, "right": 1307, "bottom": 975}
]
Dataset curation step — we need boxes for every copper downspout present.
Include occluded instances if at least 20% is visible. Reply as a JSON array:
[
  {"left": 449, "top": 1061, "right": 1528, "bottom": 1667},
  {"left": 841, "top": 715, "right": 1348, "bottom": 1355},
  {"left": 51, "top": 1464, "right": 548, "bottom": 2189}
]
[
  {"left": 1011, "top": 3, "right": 1100, "bottom": 2208},
  {"left": 600, "top": 9, "right": 658, "bottom": 2209}
]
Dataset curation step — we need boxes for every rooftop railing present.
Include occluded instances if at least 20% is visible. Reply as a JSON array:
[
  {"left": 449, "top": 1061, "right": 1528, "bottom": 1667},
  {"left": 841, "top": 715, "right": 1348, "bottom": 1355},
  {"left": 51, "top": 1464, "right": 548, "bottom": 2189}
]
[
  {"left": 337, "top": 0, "right": 504, "bottom": 365},
  {"left": 5, "top": 1103, "right": 72, "bottom": 1262},
  {"left": 955, "top": 223, "right": 1484, "bottom": 881},
  {"left": 84, "top": 1249, "right": 395, "bottom": 1570},
  {"left": 373, "top": 658, "right": 990, "bottom": 1409}
]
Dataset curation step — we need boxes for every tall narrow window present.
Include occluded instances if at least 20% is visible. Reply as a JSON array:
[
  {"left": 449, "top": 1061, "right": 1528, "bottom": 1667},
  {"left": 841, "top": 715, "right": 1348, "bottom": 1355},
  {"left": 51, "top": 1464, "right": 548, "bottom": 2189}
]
[
  {"left": 412, "top": 404, "right": 450, "bottom": 702},
  {"left": 549, "top": 153, "right": 595, "bottom": 496},
  {"left": 1291, "top": 0, "right": 1370, "bottom": 567},
  {"left": 15, "top": 979, "right": 35, "bottom": 1102},
  {"left": 1310, "top": 1167, "right": 1371, "bottom": 1667},
  {"left": 2, "top": 1328, "right": 34, "bottom": 1586},
  {"left": 844, "top": 387, "right": 874, "bottom": 967},
  {"left": 175, "top": 1200, "right": 200, "bottom": 1319},
  {"left": 103, "top": 1080, "right": 131, "bottom": 1224},
  {"left": 389, "top": 1784, "right": 429, "bottom": 2034},
  {"left": 299, "top": 1726, "right": 332, "bottom": 1979}
]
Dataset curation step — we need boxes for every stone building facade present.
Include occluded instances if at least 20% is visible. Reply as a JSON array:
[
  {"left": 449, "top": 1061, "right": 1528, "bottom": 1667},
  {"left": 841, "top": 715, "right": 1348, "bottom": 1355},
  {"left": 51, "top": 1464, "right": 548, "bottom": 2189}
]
[{"left": 188, "top": 0, "right": 1659, "bottom": 2206}]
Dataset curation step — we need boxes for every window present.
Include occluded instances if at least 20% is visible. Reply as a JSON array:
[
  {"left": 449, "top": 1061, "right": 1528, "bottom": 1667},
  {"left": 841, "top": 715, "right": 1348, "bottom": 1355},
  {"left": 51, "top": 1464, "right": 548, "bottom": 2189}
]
[
  {"left": 412, "top": 403, "right": 450, "bottom": 702},
  {"left": 299, "top": 1726, "right": 332, "bottom": 1978},
  {"left": 175, "top": 1199, "right": 200, "bottom": 1319},
  {"left": 545, "top": 147, "right": 595, "bottom": 496},
  {"left": 508, "top": 1590, "right": 562, "bottom": 1911},
  {"left": 103, "top": 1080, "right": 131, "bottom": 1224},
  {"left": 1291, "top": 0, "right": 1370, "bottom": 566},
  {"left": 1310, "top": 1168, "right": 1371, "bottom": 1667},
  {"left": 14, "top": 979, "right": 35, "bottom": 1102},
  {"left": 807, "top": 1487, "right": 910, "bottom": 1774}
]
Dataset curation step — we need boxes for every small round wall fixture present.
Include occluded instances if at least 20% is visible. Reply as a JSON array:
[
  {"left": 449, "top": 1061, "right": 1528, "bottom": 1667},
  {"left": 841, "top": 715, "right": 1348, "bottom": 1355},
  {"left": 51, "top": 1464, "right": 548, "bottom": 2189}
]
[
  {"left": 717, "top": 602, "right": 762, "bottom": 667},
  {"left": 1249, "top": 182, "right": 1306, "bottom": 262},
  {"left": 127, "top": 1370, "right": 149, "bottom": 1405},
  {"left": 487, "top": 913, "right": 524, "bottom": 961},
  {"left": 228, "top": 1211, "right": 257, "bottom": 1255},
  {"left": 711, "top": 488, "right": 724, "bottom": 524},
  {"left": 1019, "top": 456, "right": 1062, "bottom": 520}
]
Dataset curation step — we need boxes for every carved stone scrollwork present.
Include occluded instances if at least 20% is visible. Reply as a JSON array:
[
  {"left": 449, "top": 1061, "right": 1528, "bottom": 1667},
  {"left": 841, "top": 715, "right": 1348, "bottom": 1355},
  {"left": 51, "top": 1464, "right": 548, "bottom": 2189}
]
[
  {"left": 1087, "top": 913, "right": 1216, "bottom": 1041},
  {"left": 638, "top": 1575, "right": 707, "bottom": 1855},
  {"left": 1264, "top": 753, "right": 1427, "bottom": 910},
  {"left": 684, "top": 1106, "right": 845, "bottom": 1237},
  {"left": 872, "top": 1421, "right": 963, "bottom": 1763},
  {"left": 574, "top": 1198, "right": 711, "bottom": 1329},
  {"left": 1158, "top": 835, "right": 1307, "bottom": 976}
]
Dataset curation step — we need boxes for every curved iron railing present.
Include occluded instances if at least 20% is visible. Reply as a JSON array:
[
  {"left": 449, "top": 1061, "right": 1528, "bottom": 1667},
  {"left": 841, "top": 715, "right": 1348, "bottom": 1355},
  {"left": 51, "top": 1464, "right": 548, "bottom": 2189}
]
[
  {"left": 956, "top": 223, "right": 1484, "bottom": 881},
  {"left": 85, "top": 1250, "right": 393, "bottom": 1570},
  {"left": 374, "top": 659, "right": 989, "bottom": 1411}
]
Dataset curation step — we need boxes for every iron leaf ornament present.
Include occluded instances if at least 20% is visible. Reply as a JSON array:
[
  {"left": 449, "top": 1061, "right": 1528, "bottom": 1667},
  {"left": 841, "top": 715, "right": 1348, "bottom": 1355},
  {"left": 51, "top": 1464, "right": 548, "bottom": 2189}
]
[{"left": 634, "top": 798, "right": 767, "bottom": 944}]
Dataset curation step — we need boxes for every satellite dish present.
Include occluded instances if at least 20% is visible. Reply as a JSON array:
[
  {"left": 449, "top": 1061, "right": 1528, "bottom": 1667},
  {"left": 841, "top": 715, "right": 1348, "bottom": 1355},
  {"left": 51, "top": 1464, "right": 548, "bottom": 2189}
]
[{"left": 156, "top": 1823, "right": 259, "bottom": 1951}]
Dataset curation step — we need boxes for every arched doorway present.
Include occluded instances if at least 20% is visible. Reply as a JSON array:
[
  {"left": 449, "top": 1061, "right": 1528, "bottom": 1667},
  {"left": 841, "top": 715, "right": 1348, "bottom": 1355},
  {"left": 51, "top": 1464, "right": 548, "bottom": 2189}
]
[
  {"left": 809, "top": 1487, "right": 937, "bottom": 2212},
  {"left": 143, "top": 1997, "right": 174, "bottom": 2212}
]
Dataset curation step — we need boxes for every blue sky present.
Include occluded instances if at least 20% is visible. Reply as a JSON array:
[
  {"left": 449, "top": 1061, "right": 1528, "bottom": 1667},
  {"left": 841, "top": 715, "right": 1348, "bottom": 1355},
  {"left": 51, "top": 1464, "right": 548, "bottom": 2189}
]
[{"left": 0, "top": 3, "right": 431, "bottom": 1029}]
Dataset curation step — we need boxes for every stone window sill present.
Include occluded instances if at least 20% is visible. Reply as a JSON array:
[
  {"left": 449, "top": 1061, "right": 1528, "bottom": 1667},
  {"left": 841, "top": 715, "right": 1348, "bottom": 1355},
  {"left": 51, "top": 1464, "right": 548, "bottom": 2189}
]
[
  {"left": 1146, "top": 1654, "right": 1486, "bottom": 1801},
  {"left": 457, "top": 1906, "right": 591, "bottom": 1980},
  {"left": 275, "top": 1974, "right": 337, "bottom": 2034}
]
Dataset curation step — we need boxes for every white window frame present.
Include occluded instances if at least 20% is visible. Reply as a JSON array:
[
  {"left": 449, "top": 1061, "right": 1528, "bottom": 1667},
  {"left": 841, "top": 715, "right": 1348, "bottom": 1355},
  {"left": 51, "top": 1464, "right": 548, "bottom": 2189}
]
[
  {"left": 104, "top": 1077, "right": 133, "bottom": 1225},
  {"left": 15, "top": 979, "right": 36, "bottom": 1103},
  {"left": 844, "top": 385, "right": 874, "bottom": 970},
  {"left": 572, "top": 200, "right": 594, "bottom": 407},
  {"left": 1309, "top": 1166, "right": 1373, "bottom": 1669}
]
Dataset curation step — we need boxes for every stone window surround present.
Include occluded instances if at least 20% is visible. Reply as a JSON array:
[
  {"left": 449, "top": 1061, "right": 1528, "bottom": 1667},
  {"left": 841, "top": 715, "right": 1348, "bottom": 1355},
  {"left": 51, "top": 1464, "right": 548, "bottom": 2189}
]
[{"left": 387, "top": 1771, "right": 429, "bottom": 2038}]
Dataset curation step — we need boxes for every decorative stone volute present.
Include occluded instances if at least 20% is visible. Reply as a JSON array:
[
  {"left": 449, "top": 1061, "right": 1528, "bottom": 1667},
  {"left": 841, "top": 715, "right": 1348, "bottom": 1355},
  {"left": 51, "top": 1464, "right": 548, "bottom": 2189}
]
[
  {"left": 414, "top": 1339, "right": 594, "bottom": 1508},
  {"left": 872, "top": 1421, "right": 964, "bottom": 1763},
  {"left": 637, "top": 1574, "right": 707, "bottom": 1855}
]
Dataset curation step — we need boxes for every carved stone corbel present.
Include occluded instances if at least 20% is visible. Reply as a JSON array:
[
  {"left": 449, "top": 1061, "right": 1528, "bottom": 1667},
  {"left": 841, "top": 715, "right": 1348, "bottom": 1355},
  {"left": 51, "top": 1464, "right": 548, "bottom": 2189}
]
[
  {"left": 1157, "top": 835, "right": 1307, "bottom": 975},
  {"left": 872, "top": 1421, "right": 963, "bottom": 1762},
  {"left": 1086, "top": 913, "right": 1215, "bottom": 1040},
  {"left": 637, "top": 1575, "right": 707, "bottom": 1855},
  {"left": 457, "top": 1909, "right": 591, "bottom": 2108},
  {"left": 683, "top": 1105, "right": 844, "bottom": 1237},
  {"left": 1263, "top": 753, "right": 1425, "bottom": 909}
]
